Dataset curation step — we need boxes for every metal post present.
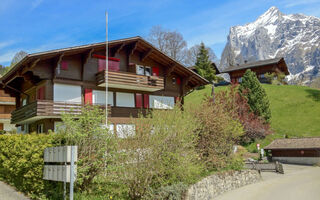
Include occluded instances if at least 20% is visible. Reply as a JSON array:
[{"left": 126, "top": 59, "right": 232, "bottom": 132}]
[
  {"left": 105, "top": 12, "right": 109, "bottom": 125},
  {"left": 70, "top": 146, "right": 75, "bottom": 200},
  {"left": 63, "top": 161, "right": 66, "bottom": 200}
]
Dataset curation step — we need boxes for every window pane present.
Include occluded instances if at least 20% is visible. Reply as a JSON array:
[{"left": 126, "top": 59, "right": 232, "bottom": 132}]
[
  {"left": 149, "top": 95, "right": 174, "bottom": 109},
  {"left": 116, "top": 92, "right": 135, "bottom": 107},
  {"left": 54, "top": 84, "right": 82, "bottom": 103},
  {"left": 92, "top": 90, "right": 114, "bottom": 106},
  {"left": 145, "top": 66, "right": 151, "bottom": 76},
  {"left": 136, "top": 65, "right": 145, "bottom": 75}
]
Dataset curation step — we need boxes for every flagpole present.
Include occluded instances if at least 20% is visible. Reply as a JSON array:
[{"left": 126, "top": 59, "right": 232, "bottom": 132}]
[{"left": 105, "top": 12, "right": 108, "bottom": 125}]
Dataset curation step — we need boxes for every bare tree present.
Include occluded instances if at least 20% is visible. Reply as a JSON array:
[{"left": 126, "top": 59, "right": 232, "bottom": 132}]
[
  {"left": 147, "top": 26, "right": 187, "bottom": 62},
  {"left": 183, "top": 44, "right": 218, "bottom": 67}
]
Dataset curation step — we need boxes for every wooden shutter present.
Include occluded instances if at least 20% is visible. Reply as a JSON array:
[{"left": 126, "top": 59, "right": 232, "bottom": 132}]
[
  {"left": 135, "top": 93, "right": 143, "bottom": 108},
  {"left": 152, "top": 67, "right": 159, "bottom": 76},
  {"left": 37, "top": 86, "right": 45, "bottom": 100},
  {"left": 61, "top": 61, "right": 68, "bottom": 70},
  {"left": 176, "top": 77, "right": 181, "bottom": 85},
  {"left": 84, "top": 89, "right": 92, "bottom": 104},
  {"left": 143, "top": 94, "right": 149, "bottom": 108}
]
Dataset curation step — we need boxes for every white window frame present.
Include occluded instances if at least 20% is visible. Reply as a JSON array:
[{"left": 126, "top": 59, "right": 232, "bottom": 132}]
[
  {"left": 92, "top": 90, "right": 114, "bottom": 106},
  {"left": 53, "top": 83, "right": 82, "bottom": 104}
]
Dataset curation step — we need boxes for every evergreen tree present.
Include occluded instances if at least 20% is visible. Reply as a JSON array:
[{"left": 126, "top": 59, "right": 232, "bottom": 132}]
[
  {"left": 195, "top": 42, "right": 216, "bottom": 83},
  {"left": 239, "top": 69, "right": 271, "bottom": 122}
]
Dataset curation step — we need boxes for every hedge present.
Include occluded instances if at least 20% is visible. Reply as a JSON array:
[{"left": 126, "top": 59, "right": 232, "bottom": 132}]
[{"left": 0, "top": 133, "right": 65, "bottom": 199}]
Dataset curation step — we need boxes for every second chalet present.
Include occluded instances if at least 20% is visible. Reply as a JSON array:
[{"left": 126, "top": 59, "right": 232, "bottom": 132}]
[{"left": 0, "top": 36, "right": 208, "bottom": 134}]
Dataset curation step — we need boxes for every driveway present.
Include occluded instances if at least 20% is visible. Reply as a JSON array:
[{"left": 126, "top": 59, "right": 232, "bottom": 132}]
[
  {"left": 216, "top": 164, "right": 320, "bottom": 200},
  {"left": 0, "top": 181, "right": 29, "bottom": 200}
]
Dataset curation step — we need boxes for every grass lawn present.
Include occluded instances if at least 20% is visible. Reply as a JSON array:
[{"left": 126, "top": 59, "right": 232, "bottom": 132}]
[{"left": 185, "top": 84, "right": 320, "bottom": 152}]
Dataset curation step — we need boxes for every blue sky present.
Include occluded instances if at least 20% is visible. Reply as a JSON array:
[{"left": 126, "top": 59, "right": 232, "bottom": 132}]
[{"left": 0, "top": 0, "right": 320, "bottom": 66}]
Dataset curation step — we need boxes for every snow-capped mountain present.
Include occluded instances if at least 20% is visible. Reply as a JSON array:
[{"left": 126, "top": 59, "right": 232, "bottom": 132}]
[{"left": 220, "top": 6, "right": 320, "bottom": 85}]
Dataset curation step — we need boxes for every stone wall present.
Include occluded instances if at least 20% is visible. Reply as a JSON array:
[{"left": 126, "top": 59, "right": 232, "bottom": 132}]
[{"left": 184, "top": 170, "right": 261, "bottom": 200}]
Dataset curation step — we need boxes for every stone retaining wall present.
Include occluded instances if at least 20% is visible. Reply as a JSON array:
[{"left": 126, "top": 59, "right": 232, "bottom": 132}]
[{"left": 184, "top": 170, "right": 261, "bottom": 200}]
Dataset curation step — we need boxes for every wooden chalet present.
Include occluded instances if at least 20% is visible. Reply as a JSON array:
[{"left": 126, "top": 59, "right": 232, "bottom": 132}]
[
  {"left": 221, "top": 57, "right": 289, "bottom": 84},
  {"left": 0, "top": 36, "right": 208, "bottom": 134},
  {"left": 265, "top": 137, "right": 320, "bottom": 165},
  {"left": 0, "top": 87, "right": 15, "bottom": 132}
]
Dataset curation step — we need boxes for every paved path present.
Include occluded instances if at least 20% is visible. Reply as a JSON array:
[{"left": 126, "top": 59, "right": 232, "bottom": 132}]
[
  {"left": 216, "top": 165, "right": 320, "bottom": 200},
  {"left": 0, "top": 181, "right": 29, "bottom": 200}
]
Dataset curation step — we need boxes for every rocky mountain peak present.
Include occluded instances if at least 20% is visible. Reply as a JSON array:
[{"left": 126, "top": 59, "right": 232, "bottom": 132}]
[{"left": 220, "top": 7, "right": 320, "bottom": 85}]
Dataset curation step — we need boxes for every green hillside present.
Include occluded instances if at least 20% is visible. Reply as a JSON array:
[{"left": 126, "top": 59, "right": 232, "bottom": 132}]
[{"left": 185, "top": 84, "right": 320, "bottom": 151}]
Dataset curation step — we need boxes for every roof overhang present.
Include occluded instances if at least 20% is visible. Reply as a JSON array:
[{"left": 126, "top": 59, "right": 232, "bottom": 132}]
[{"left": 1, "top": 36, "right": 209, "bottom": 87}]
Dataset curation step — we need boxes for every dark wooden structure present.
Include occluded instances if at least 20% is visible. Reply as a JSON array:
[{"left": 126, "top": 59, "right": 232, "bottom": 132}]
[
  {"left": 221, "top": 58, "right": 289, "bottom": 84},
  {"left": 265, "top": 137, "right": 320, "bottom": 165},
  {"left": 0, "top": 88, "right": 15, "bottom": 131},
  {"left": 0, "top": 36, "right": 208, "bottom": 133}
]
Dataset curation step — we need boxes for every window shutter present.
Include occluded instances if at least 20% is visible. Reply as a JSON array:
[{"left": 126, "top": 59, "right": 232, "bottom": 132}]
[
  {"left": 175, "top": 96, "right": 180, "bottom": 103},
  {"left": 37, "top": 86, "right": 45, "bottom": 100},
  {"left": 143, "top": 94, "right": 149, "bottom": 108},
  {"left": 84, "top": 89, "right": 93, "bottom": 104},
  {"left": 152, "top": 67, "right": 159, "bottom": 76},
  {"left": 176, "top": 77, "right": 181, "bottom": 85},
  {"left": 61, "top": 61, "right": 68, "bottom": 70},
  {"left": 135, "top": 93, "right": 143, "bottom": 108}
]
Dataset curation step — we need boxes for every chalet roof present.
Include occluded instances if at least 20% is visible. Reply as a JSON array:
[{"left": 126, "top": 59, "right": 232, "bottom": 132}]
[
  {"left": 188, "top": 62, "right": 220, "bottom": 74},
  {"left": 221, "top": 57, "right": 289, "bottom": 75},
  {"left": 1, "top": 36, "right": 208, "bottom": 86},
  {"left": 264, "top": 137, "right": 320, "bottom": 150}
]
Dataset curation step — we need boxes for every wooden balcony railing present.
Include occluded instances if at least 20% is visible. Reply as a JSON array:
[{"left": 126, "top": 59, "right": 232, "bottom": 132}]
[
  {"left": 11, "top": 100, "right": 111, "bottom": 124},
  {"left": 96, "top": 70, "right": 164, "bottom": 91}
]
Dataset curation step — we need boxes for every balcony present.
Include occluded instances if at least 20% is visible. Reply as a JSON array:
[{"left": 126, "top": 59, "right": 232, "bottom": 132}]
[
  {"left": 96, "top": 70, "right": 164, "bottom": 92},
  {"left": 11, "top": 100, "right": 112, "bottom": 124}
]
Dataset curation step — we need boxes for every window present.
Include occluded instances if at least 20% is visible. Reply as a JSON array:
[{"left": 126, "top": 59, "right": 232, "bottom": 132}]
[
  {"left": 116, "top": 92, "right": 134, "bottom": 107},
  {"left": 136, "top": 65, "right": 145, "bottom": 75},
  {"left": 22, "top": 98, "right": 27, "bottom": 106},
  {"left": 37, "top": 124, "right": 44, "bottom": 133},
  {"left": 172, "top": 77, "right": 176, "bottom": 85},
  {"left": 136, "top": 65, "right": 152, "bottom": 76},
  {"left": 238, "top": 77, "right": 242, "bottom": 83},
  {"left": 149, "top": 95, "right": 174, "bottom": 109},
  {"left": 116, "top": 124, "right": 135, "bottom": 138},
  {"left": 145, "top": 66, "right": 151, "bottom": 76},
  {"left": 92, "top": 90, "right": 114, "bottom": 106},
  {"left": 54, "top": 84, "right": 82, "bottom": 103}
]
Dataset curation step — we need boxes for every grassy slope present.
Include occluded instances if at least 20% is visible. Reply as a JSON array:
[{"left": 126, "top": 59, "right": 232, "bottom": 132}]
[{"left": 185, "top": 84, "right": 320, "bottom": 151}]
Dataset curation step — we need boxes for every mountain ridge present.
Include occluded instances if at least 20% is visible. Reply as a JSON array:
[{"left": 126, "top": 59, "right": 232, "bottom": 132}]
[{"left": 220, "top": 6, "right": 320, "bottom": 85}]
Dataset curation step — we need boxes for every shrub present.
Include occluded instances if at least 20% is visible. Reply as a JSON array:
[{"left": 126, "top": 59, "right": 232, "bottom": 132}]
[
  {"left": 193, "top": 96, "right": 244, "bottom": 170},
  {"left": 111, "top": 107, "right": 203, "bottom": 199},
  {"left": 0, "top": 133, "right": 64, "bottom": 199},
  {"left": 60, "top": 105, "right": 119, "bottom": 192},
  {"left": 217, "top": 85, "right": 272, "bottom": 144},
  {"left": 239, "top": 69, "right": 271, "bottom": 122},
  {"left": 143, "top": 182, "right": 188, "bottom": 200}
]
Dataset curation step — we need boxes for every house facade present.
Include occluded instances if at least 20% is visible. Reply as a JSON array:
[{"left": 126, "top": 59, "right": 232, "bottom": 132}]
[
  {"left": 0, "top": 88, "right": 15, "bottom": 132},
  {"left": 265, "top": 137, "right": 320, "bottom": 165},
  {"left": 221, "top": 58, "right": 289, "bottom": 84},
  {"left": 0, "top": 37, "right": 208, "bottom": 134}
]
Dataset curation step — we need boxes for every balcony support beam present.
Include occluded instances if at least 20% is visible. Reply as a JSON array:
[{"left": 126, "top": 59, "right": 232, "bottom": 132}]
[{"left": 140, "top": 48, "right": 153, "bottom": 62}]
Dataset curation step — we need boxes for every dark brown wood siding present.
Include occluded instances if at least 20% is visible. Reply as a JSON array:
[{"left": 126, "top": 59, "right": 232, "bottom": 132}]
[{"left": 270, "top": 149, "right": 320, "bottom": 157}]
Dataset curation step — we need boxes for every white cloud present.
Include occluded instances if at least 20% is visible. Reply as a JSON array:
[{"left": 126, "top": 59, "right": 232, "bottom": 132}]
[{"left": 0, "top": 41, "right": 15, "bottom": 50}]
